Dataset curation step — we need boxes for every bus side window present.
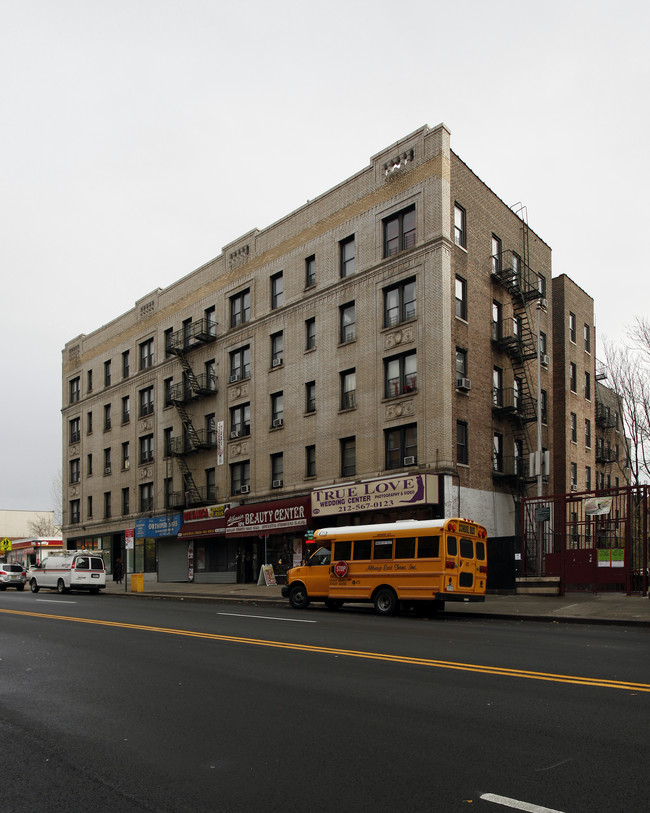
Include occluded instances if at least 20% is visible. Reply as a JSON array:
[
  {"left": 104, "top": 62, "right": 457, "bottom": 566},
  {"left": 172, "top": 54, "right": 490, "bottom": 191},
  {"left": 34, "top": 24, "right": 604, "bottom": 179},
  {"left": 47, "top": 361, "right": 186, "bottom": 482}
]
[
  {"left": 417, "top": 536, "right": 440, "bottom": 558},
  {"left": 394, "top": 537, "right": 415, "bottom": 559},
  {"left": 373, "top": 539, "right": 393, "bottom": 560},
  {"left": 476, "top": 541, "right": 486, "bottom": 561},
  {"left": 352, "top": 539, "right": 372, "bottom": 560},
  {"left": 447, "top": 536, "right": 458, "bottom": 556},
  {"left": 334, "top": 540, "right": 352, "bottom": 560},
  {"left": 460, "top": 538, "right": 474, "bottom": 559}
]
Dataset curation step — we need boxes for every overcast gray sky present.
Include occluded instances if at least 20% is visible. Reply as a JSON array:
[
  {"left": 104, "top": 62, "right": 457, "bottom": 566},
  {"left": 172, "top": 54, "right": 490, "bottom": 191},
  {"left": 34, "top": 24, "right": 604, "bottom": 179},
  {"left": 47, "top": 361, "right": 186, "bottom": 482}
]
[{"left": 1, "top": 0, "right": 648, "bottom": 512}]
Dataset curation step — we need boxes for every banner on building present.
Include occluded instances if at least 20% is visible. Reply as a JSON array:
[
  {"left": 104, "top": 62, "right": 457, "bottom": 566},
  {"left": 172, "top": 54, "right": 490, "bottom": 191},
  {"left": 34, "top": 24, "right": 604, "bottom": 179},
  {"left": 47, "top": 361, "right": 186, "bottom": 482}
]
[
  {"left": 311, "top": 474, "right": 439, "bottom": 517},
  {"left": 134, "top": 513, "right": 182, "bottom": 539}
]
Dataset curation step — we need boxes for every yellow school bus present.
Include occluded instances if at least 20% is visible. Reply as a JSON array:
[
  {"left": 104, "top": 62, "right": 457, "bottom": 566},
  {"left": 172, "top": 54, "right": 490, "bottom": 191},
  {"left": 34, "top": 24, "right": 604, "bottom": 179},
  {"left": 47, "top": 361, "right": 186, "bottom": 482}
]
[{"left": 281, "top": 518, "right": 488, "bottom": 615}]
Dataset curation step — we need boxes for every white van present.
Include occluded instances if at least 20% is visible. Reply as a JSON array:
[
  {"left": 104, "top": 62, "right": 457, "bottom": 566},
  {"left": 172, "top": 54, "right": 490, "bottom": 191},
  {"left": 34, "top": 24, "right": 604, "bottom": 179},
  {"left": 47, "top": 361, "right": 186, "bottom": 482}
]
[{"left": 29, "top": 551, "right": 106, "bottom": 594}]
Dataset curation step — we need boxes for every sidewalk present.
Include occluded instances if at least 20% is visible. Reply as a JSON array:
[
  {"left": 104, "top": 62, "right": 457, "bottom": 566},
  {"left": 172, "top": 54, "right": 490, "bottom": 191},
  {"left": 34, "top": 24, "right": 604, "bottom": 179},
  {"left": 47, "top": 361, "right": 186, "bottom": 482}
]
[{"left": 102, "top": 578, "right": 650, "bottom": 626}]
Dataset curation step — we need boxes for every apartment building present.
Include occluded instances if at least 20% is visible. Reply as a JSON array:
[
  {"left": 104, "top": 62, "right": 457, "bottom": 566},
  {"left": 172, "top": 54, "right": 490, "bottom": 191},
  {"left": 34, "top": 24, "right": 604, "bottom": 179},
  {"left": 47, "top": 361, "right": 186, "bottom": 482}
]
[{"left": 62, "top": 123, "right": 559, "bottom": 584}]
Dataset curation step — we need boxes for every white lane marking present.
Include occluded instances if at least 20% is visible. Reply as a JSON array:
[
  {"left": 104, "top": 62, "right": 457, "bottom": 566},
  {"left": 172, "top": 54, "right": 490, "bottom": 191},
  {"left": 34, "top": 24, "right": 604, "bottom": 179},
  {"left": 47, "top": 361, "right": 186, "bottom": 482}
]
[
  {"left": 37, "top": 599, "right": 78, "bottom": 604},
  {"left": 480, "top": 794, "right": 565, "bottom": 813},
  {"left": 217, "top": 612, "right": 316, "bottom": 624}
]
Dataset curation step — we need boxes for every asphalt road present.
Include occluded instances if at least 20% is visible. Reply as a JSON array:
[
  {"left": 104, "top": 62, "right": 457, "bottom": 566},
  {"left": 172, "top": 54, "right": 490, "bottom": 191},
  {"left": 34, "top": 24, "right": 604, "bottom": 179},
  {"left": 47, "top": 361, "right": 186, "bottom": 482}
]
[{"left": 1, "top": 591, "right": 649, "bottom": 813}]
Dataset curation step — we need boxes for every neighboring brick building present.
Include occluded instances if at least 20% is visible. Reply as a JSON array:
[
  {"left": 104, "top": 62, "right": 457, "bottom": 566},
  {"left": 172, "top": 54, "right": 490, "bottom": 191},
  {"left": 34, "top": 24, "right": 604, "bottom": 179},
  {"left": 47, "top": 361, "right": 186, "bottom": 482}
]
[{"left": 62, "top": 123, "right": 588, "bottom": 584}]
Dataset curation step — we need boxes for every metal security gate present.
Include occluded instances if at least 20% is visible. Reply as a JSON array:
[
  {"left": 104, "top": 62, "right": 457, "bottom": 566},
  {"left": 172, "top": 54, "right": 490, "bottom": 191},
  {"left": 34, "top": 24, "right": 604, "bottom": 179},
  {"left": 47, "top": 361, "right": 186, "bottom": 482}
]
[{"left": 522, "top": 485, "right": 649, "bottom": 595}]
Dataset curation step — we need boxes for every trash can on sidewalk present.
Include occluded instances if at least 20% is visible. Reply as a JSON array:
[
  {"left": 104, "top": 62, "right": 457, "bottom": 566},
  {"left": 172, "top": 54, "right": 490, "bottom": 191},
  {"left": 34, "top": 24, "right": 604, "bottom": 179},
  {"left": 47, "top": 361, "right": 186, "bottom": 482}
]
[{"left": 131, "top": 573, "right": 144, "bottom": 593}]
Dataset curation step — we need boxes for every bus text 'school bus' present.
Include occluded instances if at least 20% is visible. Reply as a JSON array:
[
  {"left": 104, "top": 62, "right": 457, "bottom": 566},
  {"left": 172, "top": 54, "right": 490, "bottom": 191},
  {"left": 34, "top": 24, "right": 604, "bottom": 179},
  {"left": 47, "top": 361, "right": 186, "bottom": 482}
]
[{"left": 281, "top": 518, "right": 488, "bottom": 616}]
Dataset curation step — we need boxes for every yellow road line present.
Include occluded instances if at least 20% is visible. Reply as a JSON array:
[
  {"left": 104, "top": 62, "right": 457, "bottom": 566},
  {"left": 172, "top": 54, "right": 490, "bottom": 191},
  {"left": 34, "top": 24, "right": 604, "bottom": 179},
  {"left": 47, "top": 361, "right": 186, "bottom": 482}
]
[{"left": 2, "top": 608, "right": 649, "bottom": 693}]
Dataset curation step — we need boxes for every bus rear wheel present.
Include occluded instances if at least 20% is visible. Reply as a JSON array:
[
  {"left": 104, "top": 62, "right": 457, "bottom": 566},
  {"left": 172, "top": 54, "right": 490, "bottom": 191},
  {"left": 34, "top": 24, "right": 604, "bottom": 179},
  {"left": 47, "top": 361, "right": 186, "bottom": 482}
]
[
  {"left": 374, "top": 588, "right": 399, "bottom": 616},
  {"left": 288, "top": 584, "right": 310, "bottom": 610}
]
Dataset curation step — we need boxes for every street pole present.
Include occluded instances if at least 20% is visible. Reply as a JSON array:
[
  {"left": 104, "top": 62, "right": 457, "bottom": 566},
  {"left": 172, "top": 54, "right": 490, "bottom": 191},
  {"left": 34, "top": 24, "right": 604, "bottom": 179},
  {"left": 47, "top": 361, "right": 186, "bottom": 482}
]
[{"left": 536, "top": 298, "right": 546, "bottom": 574}]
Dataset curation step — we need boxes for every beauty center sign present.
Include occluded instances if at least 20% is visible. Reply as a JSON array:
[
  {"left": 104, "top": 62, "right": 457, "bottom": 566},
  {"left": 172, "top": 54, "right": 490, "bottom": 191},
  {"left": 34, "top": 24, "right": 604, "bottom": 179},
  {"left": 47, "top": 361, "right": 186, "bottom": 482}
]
[
  {"left": 226, "top": 497, "right": 310, "bottom": 537},
  {"left": 311, "top": 474, "right": 439, "bottom": 517}
]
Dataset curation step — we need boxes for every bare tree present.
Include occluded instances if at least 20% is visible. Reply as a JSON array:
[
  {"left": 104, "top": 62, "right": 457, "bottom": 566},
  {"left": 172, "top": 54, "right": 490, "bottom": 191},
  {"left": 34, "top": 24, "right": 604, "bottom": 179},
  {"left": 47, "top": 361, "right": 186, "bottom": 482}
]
[
  {"left": 27, "top": 514, "right": 59, "bottom": 537},
  {"left": 604, "top": 330, "right": 650, "bottom": 485}
]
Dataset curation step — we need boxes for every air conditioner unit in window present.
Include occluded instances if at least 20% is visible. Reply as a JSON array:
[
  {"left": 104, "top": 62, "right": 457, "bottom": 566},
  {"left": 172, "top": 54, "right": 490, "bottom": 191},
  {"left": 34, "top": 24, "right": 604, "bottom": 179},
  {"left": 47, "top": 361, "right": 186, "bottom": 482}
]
[
  {"left": 272, "top": 418, "right": 284, "bottom": 428},
  {"left": 456, "top": 377, "right": 472, "bottom": 391},
  {"left": 541, "top": 354, "right": 550, "bottom": 367},
  {"left": 230, "top": 374, "right": 240, "bottom": 383},
  {"left": 239, "top": 485, "right": 250, "bottom": 494},
  {"left": 272, "top": 479, "right": 283, "bottom": 488},
  {"left": 403, "top": 456, "right": 416, "bottom": 466},
  {"left": 570, "top": 484, "right": 578, "bottom": 492},
  {"left": 272, "top": 357, "right": 283, "bottom": 367},
  {"left": 230, "top": 430, "right": 240, "bottom": 439},
  {"left": 538, "top": 298, "right": 548, "bottom": 310}
]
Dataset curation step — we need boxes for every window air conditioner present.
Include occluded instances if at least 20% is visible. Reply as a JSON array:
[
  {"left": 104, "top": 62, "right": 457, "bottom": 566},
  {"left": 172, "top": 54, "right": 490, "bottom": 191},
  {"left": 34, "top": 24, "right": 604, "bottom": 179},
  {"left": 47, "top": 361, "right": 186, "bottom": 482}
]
[
  {"left": 104, "top": 467, "right": 111, "bottom": 475},
  {"left": 230, "top": 430, "right": 240, "bottom": 439},
  {"left": 570, "top": 484, "right": 578, "bottom": 492},
  {"left": 272, "top": 418, "right": 284, "bottom": 428},
  {"left": 403, "top": 456, "right": 416, "bottom": 466},
  {"left": 456, "top": 377, "right": 472, "bottom": 391},
  {"left": 538, "top": 298, "right": 548, "bottom": 310},
  {"left": 272, "top": 480, "right": 283, "bottom": 488},
  {"left": 230, "top": 374, "right": 240, "bottom": 383},
  {"left": 239, "top": 485, "right": 250, "bottom": 494},
  {"left": 541, "top": 354, "right": 550, "bottom": 367},
  {"left": 272, "top": 357, "right": 283, "bottom": 367}
]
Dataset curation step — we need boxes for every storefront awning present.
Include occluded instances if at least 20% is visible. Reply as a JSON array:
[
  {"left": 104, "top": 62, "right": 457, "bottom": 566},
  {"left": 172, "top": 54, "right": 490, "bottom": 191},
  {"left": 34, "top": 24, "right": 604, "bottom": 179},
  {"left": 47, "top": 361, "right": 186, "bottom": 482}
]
[
  {"left": 177, "top": 517, "right": 226, "bottom": 540},
  {"left": 225, "top": 496, "right": 310, "bottom": 537}
]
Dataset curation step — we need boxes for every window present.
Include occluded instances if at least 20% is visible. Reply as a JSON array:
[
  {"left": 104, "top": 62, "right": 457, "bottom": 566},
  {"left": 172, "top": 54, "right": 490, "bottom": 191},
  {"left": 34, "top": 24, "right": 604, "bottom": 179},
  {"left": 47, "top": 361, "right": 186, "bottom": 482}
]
[
  {"left": 104, "top": 491, "right": 112, "bottom": 519},
  {"left": 385, "top": 424, "right": 417, "bottom": 469},
  {"left": 271, "top": 332, "right": 284, "bottom": 367},
  {"left": 104, "top": 447, "right": 112, "bottom": 475},
  {"left": 70, "top": 499, "right": 80, "bottom": 524},
  {"left": 206, "top": 468, "right": 216, "bottom": 501},
  {"left": 164, "top": 378, "right": 173, "bottom": 408},
  {"left": 206, "top": 413, "right": 216, "bottom": 446},
  {"left": 271, "top": 272, "right": 284, "bottom": 309},
  {"left": 182, "top": 318, "right": 192, "bottom": 348},
  {"left": 570, "top": 412, "right": 577, "bottom": 443},
  {"left": 271, "top": 453, "right": 283, "bottom": 487},
  {"left": 104, "top": 403, "right": 112, "bottom": 431},
  {"left": 540, "top": 331, "right": 547, "bottom": 355},
  {"left": 585, "top": 418, "right": 592, "bottom": 448},
  {"left": 229, "top": 346, "right": 251, "bottom": 381},
  {"left": 230, "top": 288, "right": 250, "bottom": 327},
  {"left": 305, "top": 317, "right": 316, "bottom": 350},
  {"left": 384, "top": 206, "right": 416, "bottom": 257},
  {"left": 122, "top": 487, "right": 130, "bottom": 516},
  {"left": 340, "top": 302, "right": 355, "bottom": 343},
  {"left": 385, "top": 351, "right": 417, "bottom": 397},
  {"left": 383, "top": 278, "right": 416, "bottom": 327},
  {"left": 340, "top": 235, "right": 355, "bottom": 277},
  {"left": 271, "top": 392, "right": 284, "bottom": 427},
  {"left": 87, "top": 411, "right": 93, "bottom": 435},
  {"left": 340, "top": 369, "right": 356, "bottom": 410},
  {"left": 140, "top": 434, "right": 154, "bottom": 464},
  {"left": 69, "top": 377, "right": 80, "bottom": 404},
  {"left": 140, "top": 386, "right": 154, "bottom": 416},
  {"left": 541, "top": 390, "right": 548, "bottom": 424},
  {"left": 230, "top": 403, "right": 251, "bottom": 438},
  {"left": 87, "top": 369, "right": 93, "bottom": 393},
  {"left": 456, "top": 348, "right": 468, "bottom": 379},
  {"left": 569, "top": 312, "right": 576, "bottom": 343},
  {"left": 584, "top": 371, "right": 591, "bottom": 400},
  {"left": 457, "top": 421, "right": 468, "bottom": 465},
  {"left": 585, "top": 466, "right": 592, "bottom": 491},
  {"left": 164, "top": 478, "right": 173, "bottom": 509},
  {"left": 305, "top": 381, "right": 316, "bottom": 413},
  {"left": 139, "top": 338, "right": 154, "bottom": 370},
  {"left": 514, "top": 439, "right": 523, "bottom": 475},
  {"left": 491, "top": 235, "right": 502, "bottom": 275},
  {"left": 231, "top": 461, "right": 250, "bottom": 495},
  {"left": 122, "top": 349, "right": 130, "bottom": 378},
  {"left": 454, "top": 203, "right": 466, "bottom": 248},
  {"left": 306, "top": 445, "right": 316, "bottom": 478},
  {"left": 164, "top": 328, "right": 174, "bottom": 358},
  {"left": 305, "top": 255, "right": 316, "bottom": 288},
  {"left": 122, "top": 395, "right": 130, "bottom": 424},
  {"left": 164, "top": 427, "right": 173, "bottom": 457},
  {"left": 140, "top": 483, "right": 154, "bottom": 512},
  {"left": 493, "top": 433, "right": 503, "bottom": 472},
  {"left": 455, "top": 276, "right": 467, "bottom": 320},
  {"left": 340, "top": 437, "right": 356, "bottom": 477},
  {"left": 570, "top": 462, "right": 578, "bottom": 490},
  {"left": 87, "top": 453, "right": 93, "bottom": 476},
  {"left": 122, "top": 441, "right": 130, "bottom": 470},
  {"left": 205, "top": 306, "right": 216, "bottom": 337},
  {"left": 538, "top": 274, "right": 547, "bottom": 298},
  {"left": 584, "top": 323, "right": 591, "bottom": 353},
  {"left": 69, "top": 417, "right": 80, "bottom": 444},
  {"left": 104, "top": 360, "right": 111, "bottom": 387},
  {"left": 87, "top": 495, "right": 93, "bottom": 519},
  {"left": 69, "top": 458, "right": 80, "bottom": 484},
  {"left": 492, "top": 300, "right": 502, "bottom": 340},
  {"left": 493, "top": 367, "right": 503, "bottom": 406},
  {"left": 569, "top": 363, "right": 577, "bottom": 393}
]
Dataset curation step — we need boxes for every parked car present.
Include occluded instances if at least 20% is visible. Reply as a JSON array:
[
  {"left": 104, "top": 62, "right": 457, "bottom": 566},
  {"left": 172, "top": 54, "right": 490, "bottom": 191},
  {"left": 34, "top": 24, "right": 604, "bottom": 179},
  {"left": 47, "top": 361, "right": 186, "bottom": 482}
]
[
  {"left": 0, "top": 563, "right": 27, "bottom": 590},
  {"left": 29, "top": 551, "right": 106, "bottom": 594}
]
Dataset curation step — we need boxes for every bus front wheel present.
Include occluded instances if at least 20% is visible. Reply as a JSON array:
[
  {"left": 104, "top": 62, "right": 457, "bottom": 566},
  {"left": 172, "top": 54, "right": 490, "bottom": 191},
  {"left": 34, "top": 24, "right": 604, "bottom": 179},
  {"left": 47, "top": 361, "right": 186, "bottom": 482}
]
[
  {"left": 374, "top": 588, "right": 399, "bottom": 616},
  {"left": 288, "top": 584, "right": 310, "bottom": 610}
]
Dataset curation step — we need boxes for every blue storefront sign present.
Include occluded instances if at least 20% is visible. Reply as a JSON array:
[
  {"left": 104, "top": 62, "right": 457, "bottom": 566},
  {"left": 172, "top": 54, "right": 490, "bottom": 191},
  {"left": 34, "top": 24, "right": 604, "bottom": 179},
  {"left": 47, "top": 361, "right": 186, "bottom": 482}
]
[{"left": 134, "top": 513, "right": 182, "bottom": 539}]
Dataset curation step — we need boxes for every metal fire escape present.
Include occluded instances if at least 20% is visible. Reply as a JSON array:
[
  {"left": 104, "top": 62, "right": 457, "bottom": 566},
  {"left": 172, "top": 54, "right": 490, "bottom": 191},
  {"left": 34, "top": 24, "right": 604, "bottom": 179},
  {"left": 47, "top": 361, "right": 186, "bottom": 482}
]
[
  {"left": 491, "top": 220, "right": 543, "bottom": 496},
  {"left": 167, "top": 318, "right": 217, "bottom": 508}
]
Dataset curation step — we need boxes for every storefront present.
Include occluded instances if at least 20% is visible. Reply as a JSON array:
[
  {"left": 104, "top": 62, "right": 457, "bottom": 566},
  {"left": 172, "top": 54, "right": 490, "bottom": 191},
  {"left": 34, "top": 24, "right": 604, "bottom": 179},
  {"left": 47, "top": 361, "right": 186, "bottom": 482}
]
[
  {"left": 225, "top": 497, "right": 311, "bottom": 583},
  {"left": 8, "top": 537, "right": 63, "bottom": 569},
  {"left": 175, "top": 504, "right": 235, "bottom": 584},
  {"left": 133, "top": 513, "right": 182, "bottom": 581}
]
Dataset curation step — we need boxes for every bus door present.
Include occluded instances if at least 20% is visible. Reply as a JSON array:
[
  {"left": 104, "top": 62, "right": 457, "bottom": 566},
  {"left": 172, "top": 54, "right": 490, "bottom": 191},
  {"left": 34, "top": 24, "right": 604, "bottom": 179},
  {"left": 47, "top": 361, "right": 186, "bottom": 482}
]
[
  {"left": 444, "top": 530, "right": 484, "bottom": 595},
  {"left": 305, "top": 543, "right": 332, "bottom": 596}
]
